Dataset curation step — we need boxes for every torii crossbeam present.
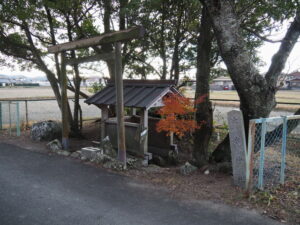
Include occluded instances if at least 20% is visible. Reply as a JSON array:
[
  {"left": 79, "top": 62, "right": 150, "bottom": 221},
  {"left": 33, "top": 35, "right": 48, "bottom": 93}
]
[{"left": 48, "top": 26, "right": 145, "bottom": 167}]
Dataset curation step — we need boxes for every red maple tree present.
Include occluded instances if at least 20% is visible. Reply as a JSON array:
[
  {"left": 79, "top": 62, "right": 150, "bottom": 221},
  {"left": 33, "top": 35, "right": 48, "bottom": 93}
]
[{"left": 156, "top": 93, "right": 205, "bottom": 137}]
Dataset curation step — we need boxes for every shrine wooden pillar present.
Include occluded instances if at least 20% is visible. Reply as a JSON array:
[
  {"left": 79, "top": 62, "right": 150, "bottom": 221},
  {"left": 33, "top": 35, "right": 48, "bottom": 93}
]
[{"left": 60, "top": 51, "right": 70, "bottom": 149}]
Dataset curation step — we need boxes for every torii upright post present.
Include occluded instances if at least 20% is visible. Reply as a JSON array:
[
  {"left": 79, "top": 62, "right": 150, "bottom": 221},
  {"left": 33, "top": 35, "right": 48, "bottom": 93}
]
[
  {"left": 60, "top": 51, "right": 69, "bottom": 150},
  {"left": 47, "top": 26, "right": 145, "bottom": 163},
  {"left": 114, "top": 42, "right": 126, "bottom": 166}
]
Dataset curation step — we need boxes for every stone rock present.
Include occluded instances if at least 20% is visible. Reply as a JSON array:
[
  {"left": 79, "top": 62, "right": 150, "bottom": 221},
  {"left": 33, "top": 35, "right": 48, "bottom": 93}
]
[
  {"left": 30, "top": 120, "right": 61, "bottom": 141},
  {"left": 57, "top": 150, "right": 70, "bottom": 157},
  {"left": 167, "top": 148, "right": 179, "bottom": 165},
  {"left": 103, "top": 160, "right": 125, "bottom": 171},
  {"left": 143, "top": 164, "right": 163, "bottom": 173},
  {"left": 46, "top": 139, "right": 62, "bottom": 152},
  {"left": 81, "top": 156, "right": 87, "bottom": 161},
  {"left": 70, "top": 152, "right": 81, "bottom": 158},
  {"left": 100, "top": 136, "right": 117, "bottom": 158},
  {"left": 93, "top": 152, "right": 113, "bottom": 164},
  {"left": 127, "top": 157, "right": 143, "bottom": 169},
  {"left": 81, "top": 147, "right": 101, "bottom": 160},
  {"left": 179, "top": 162, "right": 198, "bottom": 175},
  {"left": 151, "top": 155, "right": 167, "bottom": 167}
]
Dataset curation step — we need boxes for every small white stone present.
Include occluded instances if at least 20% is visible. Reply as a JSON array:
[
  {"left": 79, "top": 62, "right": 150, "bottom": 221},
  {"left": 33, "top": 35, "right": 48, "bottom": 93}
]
[{"left": 204, "top": 170, "right": 210, "bottom": 175}]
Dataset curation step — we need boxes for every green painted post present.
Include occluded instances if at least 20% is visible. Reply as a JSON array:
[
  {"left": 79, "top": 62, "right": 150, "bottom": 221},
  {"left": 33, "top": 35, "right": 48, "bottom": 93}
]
[
  {"left": 16, "top": 102, "right": 20, "bottom": 136},
  {"left": 280, "top": 116, "right": 287, "bottom": 184},
  {"left": 8, "top": 101, "right": 11, "bottom": 136}
]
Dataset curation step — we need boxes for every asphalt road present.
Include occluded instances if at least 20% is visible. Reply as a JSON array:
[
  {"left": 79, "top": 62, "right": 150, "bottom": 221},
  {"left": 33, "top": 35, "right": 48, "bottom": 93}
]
[{"left": 0, "top": 143, "right": 281, "bottom": 225}]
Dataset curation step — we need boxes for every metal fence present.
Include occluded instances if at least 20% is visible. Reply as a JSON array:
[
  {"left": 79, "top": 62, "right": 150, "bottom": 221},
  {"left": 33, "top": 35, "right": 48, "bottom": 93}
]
[
  {"left": 0, "top": 98, "right": 101, "bottom": 123},
  {"left": 0, "top": 101, "right": 21, "bottom": 136},
  {"left": 248, "top": 115, "right": 300, "bottom": 190}
]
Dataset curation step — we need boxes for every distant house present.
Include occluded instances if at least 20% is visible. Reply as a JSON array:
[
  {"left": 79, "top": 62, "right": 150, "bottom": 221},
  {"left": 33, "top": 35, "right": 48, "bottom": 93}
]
[
  {"left": 0, "top": 78, "right": 11, "bottom": 87},
  {"left": 285, "top": 71, "right": 300, "bottom": 89},
  {"left": 178, "top": 76, "right": 234, "bottom": 90},
  {"left": 210, "top": 76, "right": 234, "bottom": 90},
  {"left": 289, "top": 79, "right": 300, "bottom": 88},
  {"left": 82, "top": 77, "right": 105, "bottom": 87}
]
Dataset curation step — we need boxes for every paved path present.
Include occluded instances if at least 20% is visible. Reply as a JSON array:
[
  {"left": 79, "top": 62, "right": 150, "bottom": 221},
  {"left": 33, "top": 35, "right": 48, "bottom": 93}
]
[{"left": 0, "top": 143, "right": 281, "bottom": 225}]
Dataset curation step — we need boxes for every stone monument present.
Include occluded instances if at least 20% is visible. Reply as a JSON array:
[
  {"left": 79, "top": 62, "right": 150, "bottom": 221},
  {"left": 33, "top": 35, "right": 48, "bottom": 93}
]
[{"left": 227, "top": 110, "right": 247, "bottom": 188}]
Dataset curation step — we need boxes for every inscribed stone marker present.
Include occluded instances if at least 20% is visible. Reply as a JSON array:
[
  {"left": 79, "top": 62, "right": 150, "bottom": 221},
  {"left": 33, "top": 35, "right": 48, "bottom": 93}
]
[{"left": 228, "top": 110, "right": 247, "bottom": 188}]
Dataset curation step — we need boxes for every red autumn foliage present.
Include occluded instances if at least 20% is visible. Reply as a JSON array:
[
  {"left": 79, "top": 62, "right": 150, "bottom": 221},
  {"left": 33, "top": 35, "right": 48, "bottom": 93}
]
[{"left": 156, "top": 93, "right": 206, "bottom": 137}]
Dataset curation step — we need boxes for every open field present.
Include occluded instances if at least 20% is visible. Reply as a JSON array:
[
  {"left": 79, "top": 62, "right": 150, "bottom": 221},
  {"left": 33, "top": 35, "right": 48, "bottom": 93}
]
[
  {"left": 184, "top": 89, "right": 300, "bottom": 103},
  {"left": 0, "top": 87, "right": 299, "bottom": 126},
  {"left": 2, "top": 87, "right": 299, "bottom": 104},
  {"left": 0, "top": 87, "right": 100, "bottom": 125},
  {"left": 0, "top": 86, "right": 90, "bottom": 99},
  {"left": 184, "top": 89, "right": 300, "bottom": 111}
]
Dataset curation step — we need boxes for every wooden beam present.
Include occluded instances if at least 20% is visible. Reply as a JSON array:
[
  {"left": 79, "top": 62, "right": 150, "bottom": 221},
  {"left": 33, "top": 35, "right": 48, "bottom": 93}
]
[
  {"left": 115, "top": 42, "right": 126, "bottom": 167},
  {"left": 60, "top": 52, "right": 70, "bottom": 150},
  {"left": 48, "top": 26, "right": 145, "bottom": 53},
  {"left": 65, "top": 52, "right": 114, "bottom": 65}
]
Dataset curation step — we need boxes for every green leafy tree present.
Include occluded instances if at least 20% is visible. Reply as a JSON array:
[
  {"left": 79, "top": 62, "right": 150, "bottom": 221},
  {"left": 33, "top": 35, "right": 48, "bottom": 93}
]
[
  {"left": 200, "top": 0, "right": 300, "bottom": 162},
  {"left": 0, "top": 0, "right": 95, "bottom": 134}
]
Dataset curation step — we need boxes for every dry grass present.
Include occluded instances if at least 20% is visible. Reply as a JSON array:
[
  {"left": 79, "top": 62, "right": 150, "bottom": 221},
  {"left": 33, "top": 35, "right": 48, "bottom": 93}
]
[
  {"left": 184, "top": 89, "right": 300, "bottom": 103},
  {"left": 0, "top": 86, "right": 91, "bottom": 100},
  {"left": 183, "top": 89, "right": 300, "bottom": 111}
]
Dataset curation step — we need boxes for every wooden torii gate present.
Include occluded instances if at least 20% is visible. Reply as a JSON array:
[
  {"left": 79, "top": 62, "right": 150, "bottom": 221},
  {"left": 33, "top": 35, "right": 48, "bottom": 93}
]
[{"left": 48, "top": 26, "right": 145, "bottom": 166}]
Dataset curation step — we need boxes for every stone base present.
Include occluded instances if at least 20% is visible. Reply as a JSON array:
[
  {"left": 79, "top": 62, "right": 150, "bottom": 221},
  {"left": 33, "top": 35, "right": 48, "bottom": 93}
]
[{"left": 81, "top": 147, "right": 102, "bottom": 160}]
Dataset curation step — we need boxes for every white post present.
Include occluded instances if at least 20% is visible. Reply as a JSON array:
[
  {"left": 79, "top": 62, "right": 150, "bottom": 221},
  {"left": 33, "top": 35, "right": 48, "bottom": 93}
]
[
  {"left": 139, "top": 109, "right": 149, "bottom": 154},
  {"left": 100, "top": 106, "right": 109, "bottom": 141},
  {"left": 132, "top": 108, "right": 137, "bottom": 116}
]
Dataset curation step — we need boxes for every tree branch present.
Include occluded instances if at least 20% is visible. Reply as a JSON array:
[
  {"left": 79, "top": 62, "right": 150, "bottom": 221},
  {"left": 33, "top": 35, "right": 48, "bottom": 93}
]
[
  {"left": 241, "top": 26, "right": 283, "bottom": 43},
  {"left": 265, "top": 12, "right": 300, "bottom": 88}
]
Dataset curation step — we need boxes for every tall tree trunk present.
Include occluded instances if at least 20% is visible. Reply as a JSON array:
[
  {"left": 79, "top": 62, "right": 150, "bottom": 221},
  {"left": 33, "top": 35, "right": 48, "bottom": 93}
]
[
  {"left": 201, "top": 0, "right": 300, "bottom": 162},
  {"left": 170, "top": 4, "right": 183, "bottom": 84},
  {"left": 119, "top": 0, "right": 129, "bottom": 73},
  {"left": 66, "top": 14, "right": 82, "bottom": 136},
  {"left": 160, "top": 2, "right": 167, "bottom": 80},
  {"left": 102, "top": 0, "right": 115, "bottom": 80},
  {"left": 193, "top": 6, "right": 213, "bottom": 167},
  {"left": 45, "top": 6, "right": 75, "bottom": 132},
  {"left": 72, "top": 65, "right": 82, "bottom": 136}
]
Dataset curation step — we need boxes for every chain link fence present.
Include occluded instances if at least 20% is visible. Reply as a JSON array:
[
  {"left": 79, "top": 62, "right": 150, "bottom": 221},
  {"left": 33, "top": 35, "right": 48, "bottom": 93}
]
[
  {"left": 248, "top": 115, "right": 300, "bottom": 190},
  {"left": 0, "top": 101, "right": 21, "bottom": 136}
]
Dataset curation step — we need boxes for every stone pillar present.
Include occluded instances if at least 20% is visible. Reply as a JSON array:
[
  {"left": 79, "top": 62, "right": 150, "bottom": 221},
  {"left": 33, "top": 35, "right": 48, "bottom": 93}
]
[
  {"left": 228, "top": 110, "right": 247, "bottom": 188},
  {"left": 100, "top": 106, "right": 109, "bottom": 141},
  {"left": 140, "top": 109, "right": 148, "bottom": 154}
]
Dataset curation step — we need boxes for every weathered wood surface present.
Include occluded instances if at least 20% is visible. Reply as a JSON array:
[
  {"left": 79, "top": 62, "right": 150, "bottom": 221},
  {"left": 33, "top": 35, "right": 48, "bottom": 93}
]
[
  {"left": 114, "top": 42, "right": 126, "bottom": 166},
  {"left": 48, "top": 26, "right": 145, "bottom": 53},
  {"left": 66, "top": 52, "right": 114, "bottom": 65},
  {"left": 60, "top": 52, "right": 70, "bottom": 150}
]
